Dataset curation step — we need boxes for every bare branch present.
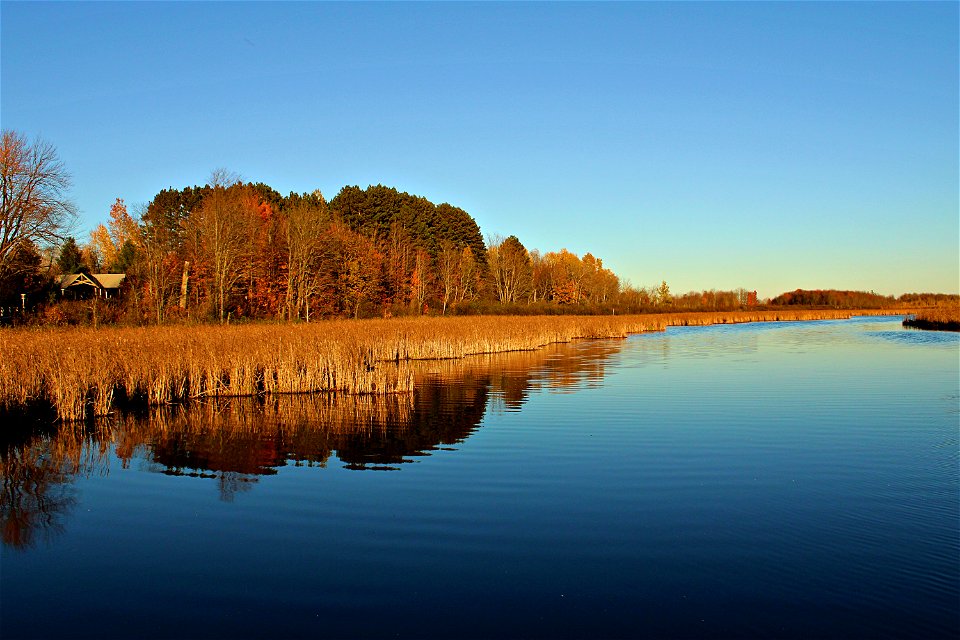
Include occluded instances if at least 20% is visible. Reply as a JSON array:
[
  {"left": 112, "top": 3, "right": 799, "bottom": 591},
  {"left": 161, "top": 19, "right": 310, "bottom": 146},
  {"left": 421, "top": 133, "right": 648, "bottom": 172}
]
[{"left": 0, "top": 130, "right": 77, "bottom": 275}]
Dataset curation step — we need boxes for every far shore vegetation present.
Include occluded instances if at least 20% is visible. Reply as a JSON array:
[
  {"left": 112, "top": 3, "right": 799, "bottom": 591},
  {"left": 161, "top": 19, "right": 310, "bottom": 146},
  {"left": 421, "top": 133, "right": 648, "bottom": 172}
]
[{"left": 2, "top": 130, "right": 956, "bottom": 330}]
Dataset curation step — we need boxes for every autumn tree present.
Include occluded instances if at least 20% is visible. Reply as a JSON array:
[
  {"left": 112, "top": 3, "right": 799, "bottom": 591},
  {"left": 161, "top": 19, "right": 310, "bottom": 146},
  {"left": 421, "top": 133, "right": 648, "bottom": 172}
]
[
  {"left": 239, "top": 187, "right": 280, "bottom": 317},
  {"left": 456, "top": 247, "right": 480, "bottom": 303},
  {"left": 580, "top": 253, "right": 618, "bottom": 304},
  {"left": 437, "top": 240, "right": 459, "bottom": 314},
  {"left": 184, "top": 171, "right": 254, "bottom": 321},
  {"left": 89, "top": 198, "right": 140, "bottom": 271},
  {"left": 487, "top": 234, "right": 531, "bottom": 304},
  {"left": 141, "top": 185, "right": 208, "bottom": 322},
  {"left": 80, "top": 243, "right": 101, "bottom": 273},
  {"left": 656, "top": 280, "right": 671, "bottom": 306},
  {"left": 618, "top": 282, "right": 651, "bottom": 310},
  {"left": 88, "top": 225, "right": 113, "bottom": 270},
  {"left": 333, "top": 224, "right": 383, "bottom": 318},
  {"left": 0, "top": 131, "right": 76, "bottom": 287},
  {"left": 140, "top": 208, "right": 181, "bottom": 323},
  {"left": 385, "top": 222, "right": 414, "bottom": 307},
  {"left": 283, "top": 191, "right": 330, "bottom": 320},
  {"left": 410, "top": 248, "right": 432, "bottom": 313},
  {"left": 528, "top": 250, "right": 552, "bottom": 303},
  {"left": 546, "top": 249, "right": 588, "bottom": 304},
  {"left": 330, "top": 185, "right": 487, "bottom": 290}
]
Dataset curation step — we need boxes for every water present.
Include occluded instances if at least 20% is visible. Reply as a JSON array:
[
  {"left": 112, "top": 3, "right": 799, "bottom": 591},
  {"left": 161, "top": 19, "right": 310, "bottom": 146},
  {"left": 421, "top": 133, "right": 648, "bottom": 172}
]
[{"left": 2, "top": 316, "right": 957, "bottom": 638}]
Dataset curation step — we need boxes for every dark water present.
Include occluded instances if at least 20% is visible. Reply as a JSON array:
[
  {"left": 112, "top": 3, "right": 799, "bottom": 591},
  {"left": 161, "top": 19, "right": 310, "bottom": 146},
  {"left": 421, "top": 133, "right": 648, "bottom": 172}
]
[{"left": 2, "top": 316, "right": 957, "bottom": 639}]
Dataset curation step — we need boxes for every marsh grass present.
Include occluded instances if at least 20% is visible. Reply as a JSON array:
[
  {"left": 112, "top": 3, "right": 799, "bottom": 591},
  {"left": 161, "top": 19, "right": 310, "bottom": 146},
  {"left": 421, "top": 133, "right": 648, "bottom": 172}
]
[
  {"left": 0, "top": 309, "right": 904, "bottom": 421},
  {"left": 903, "top": 305, "right": 960, "bottom": 331}
]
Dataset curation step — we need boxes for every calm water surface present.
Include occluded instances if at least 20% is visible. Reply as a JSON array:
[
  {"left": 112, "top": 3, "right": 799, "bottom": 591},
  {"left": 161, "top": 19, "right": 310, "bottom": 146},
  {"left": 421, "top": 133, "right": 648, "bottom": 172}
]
[{"left": 2, "top": 316, "right": 957, "bottom": 638}]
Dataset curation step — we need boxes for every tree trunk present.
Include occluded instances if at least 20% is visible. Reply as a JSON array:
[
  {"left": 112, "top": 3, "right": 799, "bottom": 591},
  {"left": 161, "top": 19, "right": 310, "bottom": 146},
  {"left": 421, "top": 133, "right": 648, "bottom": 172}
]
[{"left": 179, "top": 261, "right": 190, "bottom": 309}]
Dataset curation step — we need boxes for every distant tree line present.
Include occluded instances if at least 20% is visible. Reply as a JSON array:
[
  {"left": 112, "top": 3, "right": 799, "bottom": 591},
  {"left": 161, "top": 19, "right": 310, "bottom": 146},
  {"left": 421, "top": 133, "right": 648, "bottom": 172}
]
[
  {"left": 770, "top": 289, "right": 899, "bottom": 309},
  {"left": 2, "top": 130, "right": 955, "bottom": 326}
]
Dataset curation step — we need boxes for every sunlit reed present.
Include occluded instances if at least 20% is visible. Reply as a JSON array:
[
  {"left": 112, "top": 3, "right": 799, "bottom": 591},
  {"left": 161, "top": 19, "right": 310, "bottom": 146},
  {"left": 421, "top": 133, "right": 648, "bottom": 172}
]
[
  {"left": 902, "top": 305, "right": 960, "bottom": 331},
  {"left": 0, "top": 309, "right": 905, "bottom": 421}
]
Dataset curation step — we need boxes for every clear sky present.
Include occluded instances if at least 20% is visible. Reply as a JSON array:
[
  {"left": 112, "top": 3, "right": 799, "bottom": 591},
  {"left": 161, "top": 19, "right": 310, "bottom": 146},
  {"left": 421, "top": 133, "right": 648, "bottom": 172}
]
[{"left": 2, "top": 1, "right": 957, "bottom": 298}]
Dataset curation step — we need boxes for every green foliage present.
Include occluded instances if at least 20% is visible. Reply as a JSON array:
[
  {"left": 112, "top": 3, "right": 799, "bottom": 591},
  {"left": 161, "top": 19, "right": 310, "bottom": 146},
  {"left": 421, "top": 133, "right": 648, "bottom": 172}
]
[
  {"left": 111, "top": 240, "right": 139, "bottom": 273},
  {"left": 656, "top": 280, "right": 671, "bottom": 305},
  {"left": 248, "top": 182, "right": 283, "bottom": 212},
  {"left": 142, "top": 185, "right": 210, "bottom": 250},
  {"left": 57, "top": 237, "right": 87, "bottom": 274},
  {"left": 329, "top": 184, "right": 487, "bottom": 263}
]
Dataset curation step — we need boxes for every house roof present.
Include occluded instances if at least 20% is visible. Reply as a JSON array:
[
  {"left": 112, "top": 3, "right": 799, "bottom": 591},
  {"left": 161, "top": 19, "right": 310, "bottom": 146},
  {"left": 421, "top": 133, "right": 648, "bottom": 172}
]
[
  {"left": 59, "top": 273, "right": 126, "bottom": 289},
  {"left": 92, "top": 273, "right": 126, "bottom": 288},
  {"left": 60, "top": 273, "right": 95, "bottom": 288}
]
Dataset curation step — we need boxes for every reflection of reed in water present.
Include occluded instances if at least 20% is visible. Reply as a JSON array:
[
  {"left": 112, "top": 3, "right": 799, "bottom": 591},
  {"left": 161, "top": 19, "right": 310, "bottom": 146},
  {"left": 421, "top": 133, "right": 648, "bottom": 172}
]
[{"left": 1, "top": 338, "right": 626, "bottom": 544}]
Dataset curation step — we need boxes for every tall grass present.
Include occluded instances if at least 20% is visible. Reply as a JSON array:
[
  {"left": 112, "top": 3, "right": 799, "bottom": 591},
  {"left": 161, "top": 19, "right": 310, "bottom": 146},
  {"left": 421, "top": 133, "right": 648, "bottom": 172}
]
[
  {"left": 0, "top": 309, "right": 905, "bottom": 421},
  {"left": 902, "top": 305, "right": 960, "bottom": 331}
]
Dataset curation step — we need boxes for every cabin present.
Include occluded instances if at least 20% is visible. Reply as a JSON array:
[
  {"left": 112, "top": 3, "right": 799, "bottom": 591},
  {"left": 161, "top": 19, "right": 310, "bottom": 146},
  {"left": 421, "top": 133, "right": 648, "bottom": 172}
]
[{"left": 59, "top": 273, "right": 126, "bottom": 300}]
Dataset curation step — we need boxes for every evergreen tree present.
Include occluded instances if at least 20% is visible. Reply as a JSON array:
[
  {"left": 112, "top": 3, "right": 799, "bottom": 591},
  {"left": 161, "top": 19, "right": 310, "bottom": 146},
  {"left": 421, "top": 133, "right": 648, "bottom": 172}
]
[{"left": 57, "top": 237, "right": 87, "bottom": 274}]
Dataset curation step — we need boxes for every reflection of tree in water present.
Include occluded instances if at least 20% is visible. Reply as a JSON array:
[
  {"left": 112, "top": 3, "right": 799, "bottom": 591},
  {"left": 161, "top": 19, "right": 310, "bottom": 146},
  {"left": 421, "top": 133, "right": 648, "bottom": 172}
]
[
  {"left": 134, "top": 394, "right": 410, "bottom": 498},
  {"left": 336, "top": 375, "right": 489, "bottom": 470},
  {"left": 418, "top": 339, "right": 623, "bottom": 411},
  {"left": 1, "top": 338, "right": 624, "bottom": 541},
  {"left": 0, "top": 425, "right": 108, "bottom": 550}
]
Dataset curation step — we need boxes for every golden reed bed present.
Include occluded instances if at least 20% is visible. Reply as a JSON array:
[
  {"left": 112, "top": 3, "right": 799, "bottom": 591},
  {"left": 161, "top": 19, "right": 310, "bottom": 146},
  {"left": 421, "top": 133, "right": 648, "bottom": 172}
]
[
  {"left": 0, "top": 309, "right": 904, "bottom": 421},
  {"left": 902, "top": 305, "right": 960, "bottom": 331}
]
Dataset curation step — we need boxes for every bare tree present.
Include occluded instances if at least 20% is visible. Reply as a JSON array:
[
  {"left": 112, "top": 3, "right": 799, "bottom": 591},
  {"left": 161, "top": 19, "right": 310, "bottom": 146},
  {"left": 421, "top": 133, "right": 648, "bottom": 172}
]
[
  {"left": 456, "top": 246, "right": 478, "bottom": 303},
  {"left": 410, "top": 248, "right": 431, "bottom": 313},
  {"left": 386, "top": 222, "right": 413, "bottom": 306},
  {"left": 185, "top": 170, "right": 251, "bottom": 321},
  {"left": 528, "top": 249, "right": 552, "bottom": 303},
  {"left": 0, "top": 130, "right": 76, "bottom": 280},
  {"left": 437, "top": 239, "right": 459, "bottom": 314},
  {"left": 140, "top": 201, "right": 180, "bottom": 323},
  {"left": 284, "top": 193, "right": 330, "bottom": 321},
  {"left": 487, "top": 234, "right": 531, "bottom": 304}
]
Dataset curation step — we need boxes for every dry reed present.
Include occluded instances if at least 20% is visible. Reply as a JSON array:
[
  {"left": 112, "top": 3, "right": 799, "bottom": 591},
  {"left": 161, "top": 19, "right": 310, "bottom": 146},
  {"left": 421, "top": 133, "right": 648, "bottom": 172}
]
[
  {"left": 0, "top": 309, "right": 906, "bottom": 421},
  {"left": 902, "top": 305, "right": 960, "bottom": 331}
]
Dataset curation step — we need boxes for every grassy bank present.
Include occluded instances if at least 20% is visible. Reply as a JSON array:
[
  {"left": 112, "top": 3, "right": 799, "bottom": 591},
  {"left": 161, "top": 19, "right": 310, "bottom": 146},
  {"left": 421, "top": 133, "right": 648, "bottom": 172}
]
[
  {"left": 902, "top": 306, "right": 960, "bottom": 332},
  {"left": 0, "top": 309, "right": 905, "bottom": 421}
]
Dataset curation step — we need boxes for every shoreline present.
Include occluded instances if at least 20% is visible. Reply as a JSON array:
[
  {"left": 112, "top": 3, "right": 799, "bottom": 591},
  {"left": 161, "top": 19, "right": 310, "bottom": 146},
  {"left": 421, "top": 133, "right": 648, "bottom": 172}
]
[{"left": 1, "top": 310, "right": 907, "bottom": 422}]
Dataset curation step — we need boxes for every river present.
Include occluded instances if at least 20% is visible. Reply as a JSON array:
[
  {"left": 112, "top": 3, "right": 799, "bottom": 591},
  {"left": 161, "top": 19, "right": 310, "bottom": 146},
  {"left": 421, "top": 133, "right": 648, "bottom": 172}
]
[{"left": 1, "top": 315, "right": 957, "bottom": 638}]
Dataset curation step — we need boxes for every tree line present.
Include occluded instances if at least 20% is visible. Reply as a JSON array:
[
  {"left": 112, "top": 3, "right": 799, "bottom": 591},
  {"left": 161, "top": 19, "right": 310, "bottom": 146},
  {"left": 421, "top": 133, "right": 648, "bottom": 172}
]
[
  {"left": 770, "top": 289, "right": 901, "bottom": 309},
  {"left": 4, "top": 130, "right": 951, "bottom": 325},
  {"left": 81, "top": 181, "right": 632, "bottom": 323},
  {"left": 0, "top": 131, "right": 656, "bottom": 323}
]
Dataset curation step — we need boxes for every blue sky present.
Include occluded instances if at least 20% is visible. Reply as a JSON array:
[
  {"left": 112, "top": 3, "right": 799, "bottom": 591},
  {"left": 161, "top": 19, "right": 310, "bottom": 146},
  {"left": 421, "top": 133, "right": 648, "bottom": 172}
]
[{"left": 2, "top": 1, "right": 957, "bottom": 298}]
